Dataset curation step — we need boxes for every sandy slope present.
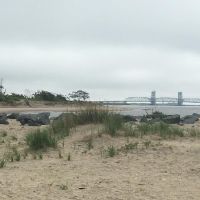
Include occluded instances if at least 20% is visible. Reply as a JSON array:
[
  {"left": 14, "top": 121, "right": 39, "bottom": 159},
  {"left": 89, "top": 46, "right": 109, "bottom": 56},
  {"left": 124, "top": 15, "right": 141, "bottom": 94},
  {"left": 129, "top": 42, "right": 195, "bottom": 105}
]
[{"left": 0, "top": 120, "right": 200, "bottom": 199}]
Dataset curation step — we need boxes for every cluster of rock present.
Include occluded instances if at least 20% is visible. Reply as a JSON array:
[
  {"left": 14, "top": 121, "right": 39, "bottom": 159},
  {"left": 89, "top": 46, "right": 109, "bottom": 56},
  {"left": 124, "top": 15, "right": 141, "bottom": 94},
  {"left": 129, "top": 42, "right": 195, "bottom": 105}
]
[
  {"left": 140, "top": 112, "right": 180, "bottom": 124},
  {"left": 134, "top": 111, "right": 200, "bottom": 125},
  {"left": 180, "top": 113, "right": 200, "bottom": 124},
  {"left": 0, "top": 111, "right": 200, "bottom": 126},
  {"left": 0, "top": 112, "right": 50, "bottom": 126}
]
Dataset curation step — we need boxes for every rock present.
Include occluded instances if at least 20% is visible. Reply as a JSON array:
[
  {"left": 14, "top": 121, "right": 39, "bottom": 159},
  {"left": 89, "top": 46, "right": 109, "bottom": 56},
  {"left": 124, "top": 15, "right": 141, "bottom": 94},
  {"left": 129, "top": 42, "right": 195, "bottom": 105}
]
[
  {"left": 37, "top": 112, "right": 51, "bottom": 125},
  {"left": 0, "top": 113, "right": 9, "bottom": 124},
  {"left": 122, "top": 115, "right": 137, "bottom": 122},
  {"left": 181, "top": 115, "right": 199, "bottom": 124},
  {"left": 162, "top": 115, "right": 180, "bottom": 124},
  {"left": 140, "top": 112, "right": 180, "bottom": 124},
  {"left": 192, "top": 113, "right": 200, "bottom": 118},
  {"left": 7, "top": 113, "right": 20, "bottom": 119},
  {"left": 151, "top": 111, "right": 165, "bottom": 119},
  {"left": 17, "top": 112, "right": 50, "bottom": 126}
]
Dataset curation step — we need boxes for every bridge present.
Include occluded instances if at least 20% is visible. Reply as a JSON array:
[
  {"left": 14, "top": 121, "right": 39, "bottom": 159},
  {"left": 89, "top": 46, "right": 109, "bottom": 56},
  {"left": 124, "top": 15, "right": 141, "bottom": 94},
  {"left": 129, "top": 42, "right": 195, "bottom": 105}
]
[{"left": 101, "top": 91, "right": 200, "bottom": 106}]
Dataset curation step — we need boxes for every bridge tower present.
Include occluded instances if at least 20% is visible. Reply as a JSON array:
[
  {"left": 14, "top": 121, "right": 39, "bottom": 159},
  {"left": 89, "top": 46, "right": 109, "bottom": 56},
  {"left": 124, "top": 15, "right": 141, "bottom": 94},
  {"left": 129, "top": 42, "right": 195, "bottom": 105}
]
[
  {"left": 150, "top": 91, "right": 156, "bottom": 105},
  {"left": 178, "top": 92, "right": 183, "bottom": 106},
  {"left": 0, "top": 79, "right": 3, "bottom": 94}
]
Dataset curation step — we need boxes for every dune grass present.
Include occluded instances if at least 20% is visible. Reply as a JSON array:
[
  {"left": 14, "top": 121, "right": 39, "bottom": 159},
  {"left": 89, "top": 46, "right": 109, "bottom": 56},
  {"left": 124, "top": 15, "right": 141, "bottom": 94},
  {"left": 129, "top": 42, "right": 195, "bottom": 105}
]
[
  {"left": 26, "top": 107, "right": 186, "bottom": 151},
  {"left": 103, "top": 114, "right": 123, "bottom": 136},
  {"left": 124, "top": 122, "right": 184, "bottom": 138},
  {"left": 26, "top": 128, "right": 57, "bottom": 150}
]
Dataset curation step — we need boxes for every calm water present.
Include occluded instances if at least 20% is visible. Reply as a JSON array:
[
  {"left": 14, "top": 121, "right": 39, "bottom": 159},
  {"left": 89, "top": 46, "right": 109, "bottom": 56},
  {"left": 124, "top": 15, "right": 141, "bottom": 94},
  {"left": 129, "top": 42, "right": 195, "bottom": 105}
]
[
  {"left": 112, "top": 105, "right": 200, "bottom": 117},
  {"left": 20, "top": 105, "right": 200, "bottom": 118}
]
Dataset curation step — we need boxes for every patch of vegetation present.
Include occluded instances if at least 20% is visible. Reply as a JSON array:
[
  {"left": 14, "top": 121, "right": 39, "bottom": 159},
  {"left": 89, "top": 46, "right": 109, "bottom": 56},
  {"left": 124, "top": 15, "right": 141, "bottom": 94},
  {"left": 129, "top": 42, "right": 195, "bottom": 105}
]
[
  {"left": 26, "top": 128, "right": 57, "bottom": 150},
  {"left": 0, "top": 159, "right": 6, "bottom": 168},
  {"left": 68, "top": 90, "right": 89, "bottom": 101},
  {"left": 0, "top": 130, "right": 7, "bottom": 137},
  {"left": 123, "top": 123, "right": 137, "bottom": 137},
  {"left": 33, "top": 90, "right": 67, "bottom": 102},
  {"left": 3, "top": 146, "right": 21, "bottom": 162},
  {"left": 58, "top": 150, "right": 63, "bottom": 159},
  {"left": 10, "top": 135, "right": 17, "bottom": 141},
  {"left": 120, "top": 142, "right": 139, "bottom": 153},
  {"left": 59, "top": 183, "right": 68, "bottom": 190},
  {"left": 103, "top": 114, "right": 123, "bottom": 137},
  {"left": 143, "top": 140, "right": 151, "bottom": 149},
  {"left": 0, "top": 93, "right": 26, "bottom": 103},
  {"left": 75, "top": 106, "right": 109, "bottom": 125},
  {"left": 15, "top": 152, "right": 21, "bottom": 161},
  {"left": 189, "top": 128, "right": 200, "bottom": 137},
  {"left": 51, "top": 114, "right": 73, "bottom": 139},
  {"left": 106, "top": 145, "right": 117, "bottom": 157},
  {"left": 39, "top": 153, "right": 43, "bottom": 160},
  {"left": 32, "top": 154, "right": 37, "bottom": 160},
  {"left": 135, "top": 122, "right": 184, "bottom": 138},
  {"left": 67, "top": 153, "right": 71, "bottom": 161},
  {"left": 125, "top": 142, "right": 139, "bottom": 150}
]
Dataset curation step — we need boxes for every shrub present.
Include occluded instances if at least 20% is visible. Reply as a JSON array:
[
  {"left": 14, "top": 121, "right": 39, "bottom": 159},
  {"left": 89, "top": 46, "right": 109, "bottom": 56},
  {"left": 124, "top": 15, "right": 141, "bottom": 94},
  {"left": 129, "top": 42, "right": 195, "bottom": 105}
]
[{"left": 26, "top": 129, "right": 57, "bottom": 150}]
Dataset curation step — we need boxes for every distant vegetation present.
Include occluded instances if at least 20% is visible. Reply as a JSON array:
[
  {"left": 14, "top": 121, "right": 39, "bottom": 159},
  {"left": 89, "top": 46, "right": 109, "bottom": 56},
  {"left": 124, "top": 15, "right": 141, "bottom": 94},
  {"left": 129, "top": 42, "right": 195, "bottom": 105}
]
[
  {"left": 0, "top": 93, "right": 26, "bottom": 103},
  {"left": 32, "top": 91, "right": 66, "bottom": 102},
  {"left": 0, "top": 89, "right": 90, "bottom": 104},
  {"left": 68, "top": 90, "right": 89, "bottom": 101}
]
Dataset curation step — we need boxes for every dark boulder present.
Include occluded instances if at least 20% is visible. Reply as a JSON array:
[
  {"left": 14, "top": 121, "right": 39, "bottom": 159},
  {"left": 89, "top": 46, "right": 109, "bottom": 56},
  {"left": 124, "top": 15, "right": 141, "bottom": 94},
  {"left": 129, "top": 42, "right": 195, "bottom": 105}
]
[
  {"left": 17, "top": 112, "right": 50, "bottom": 126},
  {"left": 140, "top": 112, "right": 180, "bottom": 124},
  {"left": 122, "top": 115, "right": 137, "bottom": 122},
  {"left": 162, "top": 115, "right": 180, "bottom": 124},
  {"left": 7, "top": 113, "right": 20, "bottom": 119},
  {"left": 0, "top": 113, "right": 9, "bottom": 124},
  {"left": 151, "top": 111, "right": 165, "bottom": 119},
  {"left": 192, "top": 113, "right": 200, "bottom": 118},
  {"left": 181, "top": 115, "right": 199, "bottom": 124}
]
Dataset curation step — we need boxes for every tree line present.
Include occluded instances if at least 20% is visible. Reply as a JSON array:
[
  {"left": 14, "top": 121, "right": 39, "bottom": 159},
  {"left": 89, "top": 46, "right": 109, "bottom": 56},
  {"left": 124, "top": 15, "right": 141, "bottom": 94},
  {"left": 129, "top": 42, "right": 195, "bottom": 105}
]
[{"left": 0, "top": 90, "right": 90, "bottom": 103}]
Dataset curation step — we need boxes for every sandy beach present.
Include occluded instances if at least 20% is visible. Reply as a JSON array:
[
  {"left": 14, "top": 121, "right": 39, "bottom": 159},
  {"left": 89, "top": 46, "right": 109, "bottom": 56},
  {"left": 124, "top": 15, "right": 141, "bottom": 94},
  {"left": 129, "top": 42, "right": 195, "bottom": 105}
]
[{"left": 0, "top": 118, "right": 200, "bottom": 200}]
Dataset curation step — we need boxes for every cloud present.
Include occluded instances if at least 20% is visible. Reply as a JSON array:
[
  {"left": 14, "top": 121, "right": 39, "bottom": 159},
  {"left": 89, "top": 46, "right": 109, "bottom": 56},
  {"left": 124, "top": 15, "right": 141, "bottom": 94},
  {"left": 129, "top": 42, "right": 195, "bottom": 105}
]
[{"left": 0, "top": 0, "right": 200, "bottom": 99}]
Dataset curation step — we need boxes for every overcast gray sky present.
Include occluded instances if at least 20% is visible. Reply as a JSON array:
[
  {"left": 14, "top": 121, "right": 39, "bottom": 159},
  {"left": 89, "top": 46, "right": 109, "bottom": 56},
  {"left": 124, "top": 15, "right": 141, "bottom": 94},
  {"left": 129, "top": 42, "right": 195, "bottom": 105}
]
[{"left": 1, "top": 0, "right": 200, "bottom": 100}]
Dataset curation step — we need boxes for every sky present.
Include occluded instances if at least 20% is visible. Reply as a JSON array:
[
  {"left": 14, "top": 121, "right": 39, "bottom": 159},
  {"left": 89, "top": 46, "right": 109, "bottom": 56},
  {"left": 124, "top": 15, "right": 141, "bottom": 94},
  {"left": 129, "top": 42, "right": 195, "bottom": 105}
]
[{"left": 1, "top": 0, "right": 200, "bottom": 100}]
